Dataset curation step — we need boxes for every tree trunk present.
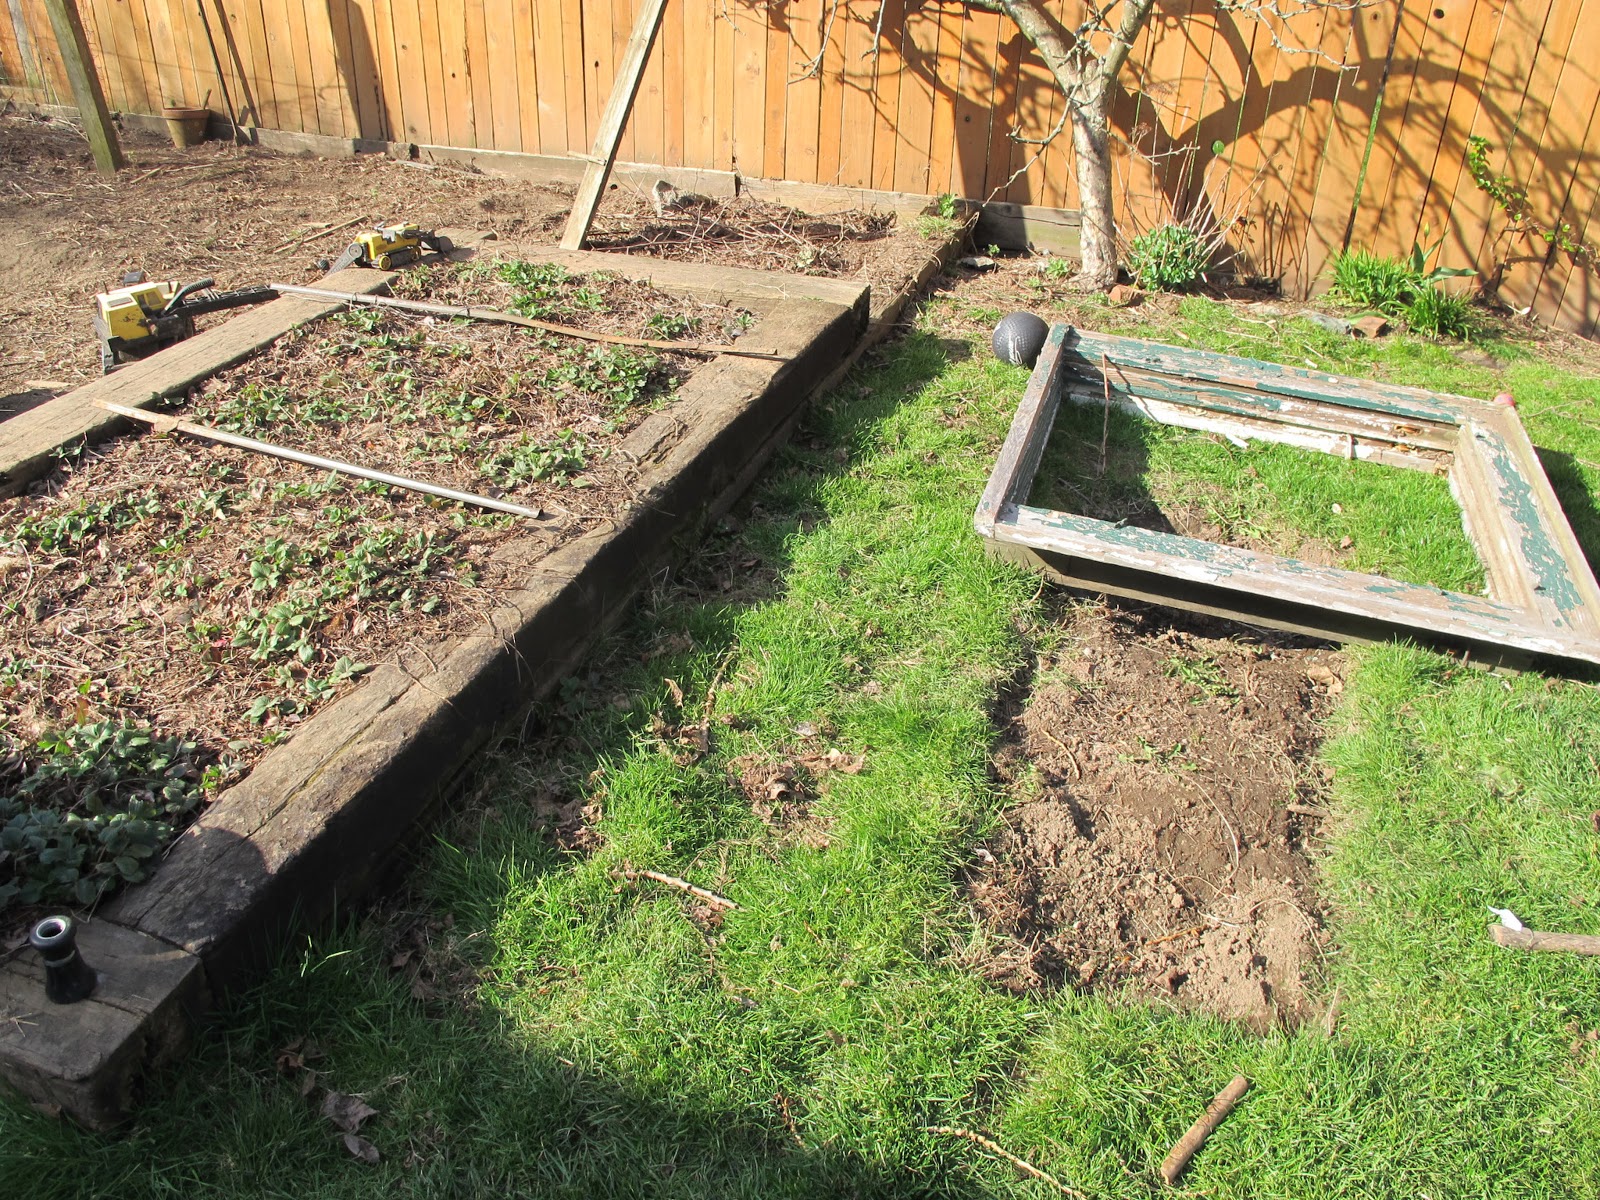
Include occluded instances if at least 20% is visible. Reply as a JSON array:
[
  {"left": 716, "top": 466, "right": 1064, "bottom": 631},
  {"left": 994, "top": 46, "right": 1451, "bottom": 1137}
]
[{"left": 1070, "top": 91, "right": 1117, "bottom": 290}]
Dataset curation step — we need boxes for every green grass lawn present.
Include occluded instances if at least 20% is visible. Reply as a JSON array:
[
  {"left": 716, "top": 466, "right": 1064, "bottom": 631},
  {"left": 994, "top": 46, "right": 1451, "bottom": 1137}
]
[{"left": 3, "top": 295, "right": 1599, "bottom": 1198}]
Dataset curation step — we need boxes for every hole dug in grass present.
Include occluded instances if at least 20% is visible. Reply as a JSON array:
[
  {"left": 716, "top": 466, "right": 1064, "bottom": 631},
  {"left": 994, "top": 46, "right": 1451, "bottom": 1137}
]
[{"left": 972, "top": 601, "right": 1340, "bottom": 1032}]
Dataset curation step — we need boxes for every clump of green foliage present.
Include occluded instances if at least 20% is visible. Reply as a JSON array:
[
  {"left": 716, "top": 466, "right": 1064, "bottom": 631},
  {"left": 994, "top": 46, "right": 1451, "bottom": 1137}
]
[
  {"left": 1466, "top": 135, "right": 1596, "bottom": 268},
  {"left": 1328, "top": 235, "right": 1476, "bottom": 338},
  {"left": 496, "top": 261, "right": 606, "bottom": 321},
  {"left": 0, "top": 721, "right": 211, "bottom": 909},
  {"left": 1124, "top": 223, "right": 1212, "bottom": 291}
]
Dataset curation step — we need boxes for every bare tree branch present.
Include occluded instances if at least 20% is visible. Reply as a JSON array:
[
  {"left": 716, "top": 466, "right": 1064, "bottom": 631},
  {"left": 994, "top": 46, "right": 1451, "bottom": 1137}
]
[{"left": 791, "top": 0, "right": 844, "bottom": 82}]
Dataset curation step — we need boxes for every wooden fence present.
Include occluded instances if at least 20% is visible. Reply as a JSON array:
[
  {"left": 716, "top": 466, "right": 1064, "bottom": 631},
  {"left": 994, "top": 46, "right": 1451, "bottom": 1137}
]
[{"left": 3, "top": 0, "right": 1599, "bottom": 335}]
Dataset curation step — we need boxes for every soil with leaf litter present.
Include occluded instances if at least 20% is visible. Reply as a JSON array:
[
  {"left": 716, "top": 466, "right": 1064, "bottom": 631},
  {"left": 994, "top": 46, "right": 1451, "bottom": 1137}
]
[
  {"left": 971, "top": 602, "right": 1340, "bottom": 1031},
  {"left": 0, "top": 257, "right": 748, "bottom": 922}
]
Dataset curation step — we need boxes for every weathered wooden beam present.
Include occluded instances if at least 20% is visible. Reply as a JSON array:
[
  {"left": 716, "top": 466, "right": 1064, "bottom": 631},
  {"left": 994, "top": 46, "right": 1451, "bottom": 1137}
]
[
  {"left": 559, "top": 0, "right": 670, "bottom": 250},
  {"left": 39, "top": 0, "right": 123, "bottom": 176}
]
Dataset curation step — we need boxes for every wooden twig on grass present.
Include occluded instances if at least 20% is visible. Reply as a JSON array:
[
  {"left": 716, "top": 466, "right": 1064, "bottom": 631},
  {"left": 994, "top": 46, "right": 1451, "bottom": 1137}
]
[
  {"left": 269, "top": 214, "right": 366, "bottom": 255},
  {"left": 1160, "top": 1074, "right": 1250, "bottom": 1186},
  {"left": 926, "top": 1126, "right": 1085, "bottom": 1198},
  {"left": 1490, "top": 924, "right": 1600, "bottom": 955},
  {"left": 616, "top": 868, "right": 738, "bottom": 911}
]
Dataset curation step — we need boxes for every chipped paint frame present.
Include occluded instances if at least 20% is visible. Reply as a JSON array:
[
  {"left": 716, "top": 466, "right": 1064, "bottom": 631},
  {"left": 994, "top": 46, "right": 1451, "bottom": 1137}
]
[{"left": 974, "top": 325, "right": 1600, "bottom": 670}]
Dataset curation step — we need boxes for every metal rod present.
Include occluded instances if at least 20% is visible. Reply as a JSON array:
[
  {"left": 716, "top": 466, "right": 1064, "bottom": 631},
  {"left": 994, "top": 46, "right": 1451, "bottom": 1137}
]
[
  {"left": 96, "top": 401, "right": 544, "bottom": 520},
  {"left": 268, "top": 283, "right": 787, "bottom": 361}
]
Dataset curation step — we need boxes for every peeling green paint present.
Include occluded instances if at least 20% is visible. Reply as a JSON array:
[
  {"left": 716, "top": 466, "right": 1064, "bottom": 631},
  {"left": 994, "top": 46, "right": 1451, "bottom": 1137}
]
[
  {"left": 1011, "top": 505, "right": 1529, "bottom": 626},
  {"left": 1470, "top": 426, "right": 1586, "bottom": 616}
]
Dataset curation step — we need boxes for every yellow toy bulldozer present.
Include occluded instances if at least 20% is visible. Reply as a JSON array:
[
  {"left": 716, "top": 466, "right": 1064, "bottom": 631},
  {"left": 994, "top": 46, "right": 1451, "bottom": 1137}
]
[
  {"left": 92, "top": 274, "right": 277, "bottom": 373},
  {"left": 324, "top": 223, "right": 452, "bottom": 273}
]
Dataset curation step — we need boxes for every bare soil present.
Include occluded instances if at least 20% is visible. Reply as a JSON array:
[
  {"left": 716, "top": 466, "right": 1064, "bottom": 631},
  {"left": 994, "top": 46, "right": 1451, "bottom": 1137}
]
[
  {"left": 0, "top": 112, "right": 941, "bottom": 417},
  {"left": 970, "top": 601, "right": 1340, "bottom": 1031}
]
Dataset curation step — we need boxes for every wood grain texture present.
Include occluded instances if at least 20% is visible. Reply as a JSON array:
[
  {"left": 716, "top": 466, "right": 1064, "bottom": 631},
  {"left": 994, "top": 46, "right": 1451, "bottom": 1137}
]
[{"left": 10, "top": 0, "right": 1600, "bottom": 333}]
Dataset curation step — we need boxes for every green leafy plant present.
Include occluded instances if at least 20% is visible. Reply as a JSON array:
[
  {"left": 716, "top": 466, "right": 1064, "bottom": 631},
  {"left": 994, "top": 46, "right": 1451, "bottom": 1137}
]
[
  {"left": 497, "top": 260, "right": 606, "bottom": 321},
  {"left": 0, "top": 721, "right": 210, "bottom": 909},
  {"left": 643, "top": 312, "right": 698, "bottom": 340},
  {"left": 1405, "top": 286, "right": 1476, "bottom": 339},
  {"left": 1329, "top": 235, "right": 1475, "bottom": 336},
  {"left": 936, "top": 192, "right": 959, "bottom": 220},
  {"left": 1124, "top": 223, "right": 1212, "bottom": 291},
  {"left": 1466, "top": 135, "right": 1597, "bottom": 269},
  {"left": 1040, "top": 257, "right": 1074, "bottom": 281},
  {"left": 547, "top": 345, "right": 663, "bottom": 409},
  {"left": 481, "top": 431, "right": 590, "bottom": 489}
]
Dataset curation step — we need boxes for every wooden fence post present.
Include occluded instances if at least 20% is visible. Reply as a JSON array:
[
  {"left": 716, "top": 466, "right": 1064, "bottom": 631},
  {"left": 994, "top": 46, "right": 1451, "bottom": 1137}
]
[{"left": 39, "top": 0, "right": 124, "bottom": 177}]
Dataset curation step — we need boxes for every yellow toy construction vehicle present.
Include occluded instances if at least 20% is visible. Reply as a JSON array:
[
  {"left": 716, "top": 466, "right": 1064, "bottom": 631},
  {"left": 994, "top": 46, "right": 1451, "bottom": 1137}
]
[
  {"left": 324, "top": 223, "right": 452, "bottom": 273},
  {"left": 92, "top": 274, "right": 276, "bottom": 373}
]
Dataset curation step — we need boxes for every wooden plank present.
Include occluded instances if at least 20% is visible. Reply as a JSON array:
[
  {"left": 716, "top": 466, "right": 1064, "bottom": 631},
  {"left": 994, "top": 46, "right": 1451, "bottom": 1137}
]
[
  {"left": 923, "top": 0, "right": 961, "bottom": 197},
  {"left": 0, "top": 265, "right": 391, "bottom": 496},
  {"left": 974, "top": 322, "right": 1070, "bottom": 527},
  {"left": 558, "top": 0, "right": 667, "bottom": 249},
  {"left": 39, "top": 0, "right": 121, "bottom": 172},
  {"left": 1270, "top": 1, "right": 1348, "bottom": 292},
  {"left": 761, "top": 0, "right": 787, "bottom": 180},
  {"left": 283, "top": 0, "right": 320, "bottom": 130},
  {"left": 361, "top": 0, "right": 400, "bottom": 140},
  {"left": 582, "top": 0, "right": 611, "bottom": 148},
  {"left": 891, "top": 1, "right": 938, "bottom": 194},
  {"left": 783, "top": 0, "right": 822, "bottom": 184},
  {"left": 516, "top": 0, "right": 547, "bottom": 152},
  {"left": 558, "top": 0, "right": 585, "bottom": 152},
  {"left": 319, "top": 0, "right": 362, "bottom": 137},
  {"left": 632, "top": 0, "right": 667, "bottom": 167},
  {"left": 462, "top": 0, "right": 494, "bottom": 147},
  {"left": 711, "top": 0, "right": 734, "bottom": 171},
  {"left": 810, "top": 0, "right": 845, "bottom": 184},
  {"left": 231, "top": 0, "right": 276, "bottom": 128},
  {"left": 1063, "top": 329, "right": 1476, "bottom": 424},
  {"left": 992, "top": 506, "right": 1600, "bottom": 664},
  {"left": 658, "top": 0, "right": 682, "bottom": 166},
  {"left": 1413, "top": 0, "right": 1518, "bottom": 274},
  {"left": 683, "top": 0, "right": 713, "bottom": 168},
  {"left": 423, "top": 0, "right": 467, "bottom": 146},
  {"left": 950, "top": 3, "right": 997, "bottom": 198},
  {"left": 141, "top": 0, "right": 186, "bottom": 107},
  {"left": 974, "top": 199, "right": 1081, "bottom": 256},
  {"left": 492, "top": 243, "right": 871, "bottom": 324},
  {"left": 386, "top": 0, "right": 427, "bottom": 140},
  {"left": 835, "top": 0, "right": 878, "bottom": 187}
]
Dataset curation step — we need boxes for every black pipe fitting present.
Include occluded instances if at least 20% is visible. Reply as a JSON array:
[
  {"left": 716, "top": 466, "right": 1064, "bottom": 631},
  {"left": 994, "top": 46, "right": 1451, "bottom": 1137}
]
[{"left": 29, "top": 915, "right": 97, "bottom": 1004}]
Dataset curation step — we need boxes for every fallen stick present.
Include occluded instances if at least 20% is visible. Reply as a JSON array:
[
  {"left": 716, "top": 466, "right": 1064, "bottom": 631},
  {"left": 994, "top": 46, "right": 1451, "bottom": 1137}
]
[
  {"left": 1489, "top": 924, "right": 1600, "bottom": 955},
  {"left": 95, "top": 401, "right": 545, "bottom": 520},
  {"left": 1160, "top": 1074, "right": 1250, "bottom": 1186},
  {"left": 270, "top": 214, "right": 366, "bottom": 255},
  {"left": 1286, "top": 804, "right": 1330, "bottom": 818},
  {"left": 617, "top": 868, "right": 738, "bottom": 911},
  {"left": 926, "top": 1126, "right": 1084, "bottom": 1198},
  {"left": 268, "top": 283, "right": 789, "bottom": 361}
]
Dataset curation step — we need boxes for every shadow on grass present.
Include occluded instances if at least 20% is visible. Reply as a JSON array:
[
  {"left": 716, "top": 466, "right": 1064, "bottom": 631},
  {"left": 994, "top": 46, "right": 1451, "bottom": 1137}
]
[{"left": 3, "top": 331, "right": 995, "bottom": 1199}]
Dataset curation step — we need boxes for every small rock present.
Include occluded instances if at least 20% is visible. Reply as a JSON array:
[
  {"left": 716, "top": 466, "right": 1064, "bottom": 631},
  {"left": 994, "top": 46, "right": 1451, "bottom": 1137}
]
[
  {"left": 957, "top": 255, "right": 998, "bottom": 270},
  {"left": 1107, "top": 283, "right": 1142, "bottom": 307},
  {"left": 1339, "top": 535, "right": 1353, "bottom": 550},
  {"left": 1300, "top": 311, "right": 1352, "bottom": 336},
  {"left": 1170, "top": 892, "right": 1188, "bottom": 910},
  {"left": 1350, "top": 315, "right": 1390, "bottom": 338}
]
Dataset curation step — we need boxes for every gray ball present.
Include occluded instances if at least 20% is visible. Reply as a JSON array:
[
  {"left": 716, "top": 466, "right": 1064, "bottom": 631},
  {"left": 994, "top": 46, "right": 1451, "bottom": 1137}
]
[{"left": 992, "top": 311, "right": 1050, "bottom": 367}]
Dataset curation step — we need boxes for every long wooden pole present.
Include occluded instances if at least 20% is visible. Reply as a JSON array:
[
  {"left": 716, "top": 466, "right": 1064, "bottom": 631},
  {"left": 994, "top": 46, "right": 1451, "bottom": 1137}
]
[
  {"left": 268, "top": 283, "right": 785, "bottom": 360},
  {"left": 39, "top": 0, "right": 123, "bottom": 177},
  {"left": 95, "top": 401, "right": 545, "bottom": 519},
  {"left": 1490, "top": 924, "right": 1600, "bottom": 955},
  {"left": 559, "top": 0, "right": 670, "bottom": 250}
]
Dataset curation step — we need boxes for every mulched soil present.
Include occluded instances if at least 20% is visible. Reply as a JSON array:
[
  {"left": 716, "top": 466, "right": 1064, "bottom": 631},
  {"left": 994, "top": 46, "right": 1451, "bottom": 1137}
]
[
  {"left": 0, "top": 113, "right": 946, "bottom": 417},
  {"left": 970, "top": 601, "right": 1341, "bottom": 1032},
  {"left": 0, "top": 261, "right": 741, "bottom": 894}
]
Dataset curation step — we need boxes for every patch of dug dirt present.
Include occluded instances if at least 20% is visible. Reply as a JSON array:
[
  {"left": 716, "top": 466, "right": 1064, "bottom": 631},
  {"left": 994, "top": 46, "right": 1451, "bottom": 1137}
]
[{"left": 970, "top": 602, "right": 1341, "bottom": 1031}]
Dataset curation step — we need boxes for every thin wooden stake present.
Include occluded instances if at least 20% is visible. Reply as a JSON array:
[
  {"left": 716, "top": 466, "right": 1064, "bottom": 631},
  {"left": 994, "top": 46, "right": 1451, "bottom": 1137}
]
[
  {"left": 95, "top": 401, "right": 544, "bottom": 519},
  {"left": 926, "top": 1127, "right": 1085, "bottom": 1197},
  {"left": 269, "top": 284, "right": 787, "bottom": 361},
  {"left": 560, "top": 0, "right": 670, "bottom": 250},
  {"left": 616, "top": 868, "right": 738, "bottom": 911},
  {"left": 1098, "top": 352, "right": 1112, "bottom": 477},
  {"left": 1160, "top": 1074, "right": 1250, "bottom": 1186},
  {"left": 40, "top": 0, "right": 123, "bottom": 177}
]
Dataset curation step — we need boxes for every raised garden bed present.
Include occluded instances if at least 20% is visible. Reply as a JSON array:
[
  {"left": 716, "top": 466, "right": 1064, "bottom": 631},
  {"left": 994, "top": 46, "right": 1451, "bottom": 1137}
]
[
  {"left": 0, "top": 243, "right": 870, "bottom": 1126},
  {"left": 0, "top": 259, "right": 743, "bottom": 925}
]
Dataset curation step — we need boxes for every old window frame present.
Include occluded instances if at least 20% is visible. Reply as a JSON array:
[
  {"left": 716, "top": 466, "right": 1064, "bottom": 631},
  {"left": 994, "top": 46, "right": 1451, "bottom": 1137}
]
[{"left": 974, "top": 325, "right": 1600, "bottom": 671}]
